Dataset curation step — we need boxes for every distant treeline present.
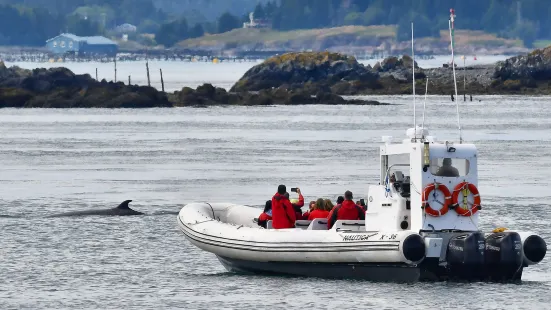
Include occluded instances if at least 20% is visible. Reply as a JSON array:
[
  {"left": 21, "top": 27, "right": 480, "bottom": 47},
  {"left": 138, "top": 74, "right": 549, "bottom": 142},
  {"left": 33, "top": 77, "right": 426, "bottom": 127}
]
[{"left": 0, "top": 0, "right": 549, "bottom": 47}]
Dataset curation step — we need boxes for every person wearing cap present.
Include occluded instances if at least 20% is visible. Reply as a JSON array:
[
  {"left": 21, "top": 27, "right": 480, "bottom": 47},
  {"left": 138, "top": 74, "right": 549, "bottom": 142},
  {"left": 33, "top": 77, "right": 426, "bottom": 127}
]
[
  {"left": 328, "top": 190, "right": 365, "bottom": 229},
  {"left": 271, "top": 185, "right": 296, "bottom": 229},
  {"left": 257, "top": 200, "right": 272, "bottom": 228},
  {"left": 435, "top": 158, "right": 460, "bottom": 177}
]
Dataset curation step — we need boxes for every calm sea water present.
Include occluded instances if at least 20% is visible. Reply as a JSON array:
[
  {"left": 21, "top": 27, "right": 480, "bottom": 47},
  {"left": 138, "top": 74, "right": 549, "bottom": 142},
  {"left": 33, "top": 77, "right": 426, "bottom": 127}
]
[
  {"left": 0, "top": 93, "right": 550, "bottom": 309},
  {"left": 5, "top": 55, "right": 507, "bottom": 92}
]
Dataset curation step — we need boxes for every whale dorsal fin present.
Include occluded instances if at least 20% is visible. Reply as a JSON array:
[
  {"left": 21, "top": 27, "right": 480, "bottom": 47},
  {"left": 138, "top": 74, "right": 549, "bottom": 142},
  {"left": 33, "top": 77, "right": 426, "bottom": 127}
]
[{"left": 117, "top": 200, "right": 133, "bottom": 210}]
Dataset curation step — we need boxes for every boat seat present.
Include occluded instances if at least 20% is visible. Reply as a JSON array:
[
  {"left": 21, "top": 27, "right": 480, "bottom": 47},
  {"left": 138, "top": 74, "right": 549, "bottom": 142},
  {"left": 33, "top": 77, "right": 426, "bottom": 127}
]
[
  {"left": 266, "top": 220, "right": 273, "bottom": 229},
  {"left": 333, "top": 220, "right": 365, "bottom": 232},
  {"left": 295, "top": 220, "right": 311, "bottom": 230},
  {"left": 394, "top": 171, "right": 404, "bottom": 182},
  {"left": 307, "top": 218, "right": 328, "bottom": 230}
]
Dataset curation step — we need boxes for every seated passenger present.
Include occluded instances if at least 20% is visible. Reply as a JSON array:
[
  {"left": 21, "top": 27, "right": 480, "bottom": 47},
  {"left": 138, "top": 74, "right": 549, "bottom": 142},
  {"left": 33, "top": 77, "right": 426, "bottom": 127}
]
[
  {"left": 324, "top": 199, "right": 334, "bottom": 212},
  {"left": 435, "top": 158, "right": 460, "bottom": 177},
  {"left": 328, "top": 190, "right": 365, "bottom": 229},
  {"left": 303, "top": 200, "right": 316, "bottom": 220},
  {"left": 257, "top": 200, "right": 272, "bottom": 228},
  {"left": 336, "top": 196, "right": 344, "bottom": 206},
  {"left": 271, "top": 184, "right": 296, "bottom": 229},
  {"left": 327, "top": 196, "right": 344, "bottom": 220},
  {"left": 308, "top": 198, "right": 330, "bottom": 220}
]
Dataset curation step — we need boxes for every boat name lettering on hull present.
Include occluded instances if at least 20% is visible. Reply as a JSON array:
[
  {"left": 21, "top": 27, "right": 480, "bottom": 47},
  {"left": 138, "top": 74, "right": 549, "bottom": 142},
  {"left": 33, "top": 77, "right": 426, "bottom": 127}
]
[{"left": 341, "top": 233, "right": 378, "bottom": 241}]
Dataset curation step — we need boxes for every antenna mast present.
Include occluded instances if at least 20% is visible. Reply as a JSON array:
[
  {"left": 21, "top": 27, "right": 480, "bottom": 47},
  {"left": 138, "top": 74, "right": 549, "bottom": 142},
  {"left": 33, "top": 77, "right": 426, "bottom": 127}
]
[
  {"left": 421, "top": 77, "right": 428, "bottom": 137},
  {"left": 449, "top": 8, "right": 462, "bottom": 143},
  {"left": 412, "top": 22, "right": 416, "bottom": 141}
]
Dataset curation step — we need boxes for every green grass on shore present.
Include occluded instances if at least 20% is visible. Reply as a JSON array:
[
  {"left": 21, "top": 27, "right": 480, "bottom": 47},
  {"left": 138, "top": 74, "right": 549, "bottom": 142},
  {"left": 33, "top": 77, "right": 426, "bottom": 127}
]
[{"left": 178, "top": 25, "right": 397, "bottom": 48}]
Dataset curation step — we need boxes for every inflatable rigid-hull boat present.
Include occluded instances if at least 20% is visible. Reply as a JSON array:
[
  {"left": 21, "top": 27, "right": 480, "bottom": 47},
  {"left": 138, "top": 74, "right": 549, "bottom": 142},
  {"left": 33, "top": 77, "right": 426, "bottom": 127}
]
[{"left": 178, "top": 202, "right": 427, "bottom": 282}]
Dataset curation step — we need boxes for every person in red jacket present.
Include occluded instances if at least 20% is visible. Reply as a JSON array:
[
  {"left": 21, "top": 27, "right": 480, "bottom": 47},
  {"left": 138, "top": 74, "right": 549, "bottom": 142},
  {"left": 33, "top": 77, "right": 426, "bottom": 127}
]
[
  {"left": 284, "top": 188, "right": 305, "bottom": 220},
  {"left": 308, "top": 198, "right": 330, "bottom": 220},
  {"left": 257, "top": 200, "right": 272, "bottom": 228},
  {"left": 271, "top": 185, "right": 296, "bottom": 229},
  {"left": 328, "top": 190, "right": 365, "bottom": 229},
  {"left": 326, "top": 196, "right": 344, "bottom": 221},
  {"left": 303, "top": 200, "right": 316, "bottom": 220}
]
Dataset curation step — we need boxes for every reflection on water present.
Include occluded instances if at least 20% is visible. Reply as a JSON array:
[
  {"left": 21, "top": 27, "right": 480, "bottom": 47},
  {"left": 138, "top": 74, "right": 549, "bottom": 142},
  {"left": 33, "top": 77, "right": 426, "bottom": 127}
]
[{"left": 0, "top": 95, "right": 550, "bottom": 309}]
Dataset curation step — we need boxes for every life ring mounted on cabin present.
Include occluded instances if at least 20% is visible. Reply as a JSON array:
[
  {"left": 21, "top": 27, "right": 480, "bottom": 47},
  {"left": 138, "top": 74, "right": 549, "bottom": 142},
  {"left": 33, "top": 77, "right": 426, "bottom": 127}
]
[
  {"left": 422, "top": 183, "right": 452, "bottom": 217},
  {"left": 452, "top": 182, "right": 481, "bottom": 216}
]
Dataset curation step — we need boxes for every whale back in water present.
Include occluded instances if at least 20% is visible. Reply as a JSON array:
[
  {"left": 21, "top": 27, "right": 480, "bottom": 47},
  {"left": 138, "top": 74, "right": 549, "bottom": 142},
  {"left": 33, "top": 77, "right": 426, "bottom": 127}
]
[{"left": 48, "top": 200, "right": 143, "bottom": 217}]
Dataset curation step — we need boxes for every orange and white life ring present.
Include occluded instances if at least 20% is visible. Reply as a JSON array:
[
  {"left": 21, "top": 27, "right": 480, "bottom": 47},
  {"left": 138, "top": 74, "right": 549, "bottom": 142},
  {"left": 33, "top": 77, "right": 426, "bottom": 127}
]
[
  {"left": 422, "top": 183, "right": 452, "bottom": 217},
  {"left": 452, "top": 182, "right": 481, "bottom": 216}
]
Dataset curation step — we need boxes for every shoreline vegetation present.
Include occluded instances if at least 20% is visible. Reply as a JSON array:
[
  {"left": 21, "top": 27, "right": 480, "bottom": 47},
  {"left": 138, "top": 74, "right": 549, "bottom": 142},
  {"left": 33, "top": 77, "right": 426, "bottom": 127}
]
[{"left": 1, "top": 44, "right": 551, "bottom": 108}]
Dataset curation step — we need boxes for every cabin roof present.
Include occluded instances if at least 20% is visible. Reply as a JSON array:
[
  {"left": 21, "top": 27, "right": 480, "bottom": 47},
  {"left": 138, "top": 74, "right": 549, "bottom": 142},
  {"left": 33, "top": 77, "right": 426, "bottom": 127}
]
[{"left": 46, "top": 33, "right": 117, "bottom": 46}]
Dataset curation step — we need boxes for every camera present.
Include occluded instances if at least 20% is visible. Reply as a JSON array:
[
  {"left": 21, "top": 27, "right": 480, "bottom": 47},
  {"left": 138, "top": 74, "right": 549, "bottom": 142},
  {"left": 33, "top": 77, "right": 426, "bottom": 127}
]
[{"left": 290, "top": 188, "right": 298, "bottom": 192}]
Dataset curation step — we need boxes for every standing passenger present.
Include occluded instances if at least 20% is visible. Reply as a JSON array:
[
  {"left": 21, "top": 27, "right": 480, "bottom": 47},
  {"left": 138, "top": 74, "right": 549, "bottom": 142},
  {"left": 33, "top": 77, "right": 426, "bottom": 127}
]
[
  {"left": 271, "top": 185, "right": 296, "bottom": 229},
  {"left": 328, "top": 190, "right": 365, "bottom": 229}
]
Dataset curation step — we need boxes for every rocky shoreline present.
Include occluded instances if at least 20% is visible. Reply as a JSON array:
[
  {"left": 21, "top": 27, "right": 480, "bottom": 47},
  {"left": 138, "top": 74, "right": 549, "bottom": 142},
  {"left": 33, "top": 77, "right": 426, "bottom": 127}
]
[
  {"left": 0, "top": 61, "right": 386, "bottom": 108},
  {"left": 232, "top": 47, "right": 551, "bottom": 96},
  {"left": 2, "top": 45, "right": 551, "bottom": 108}
]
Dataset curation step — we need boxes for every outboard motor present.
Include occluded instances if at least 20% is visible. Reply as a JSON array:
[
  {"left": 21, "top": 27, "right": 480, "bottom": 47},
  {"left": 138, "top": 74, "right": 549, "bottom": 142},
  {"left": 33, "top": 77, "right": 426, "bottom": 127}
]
[
  {"left": 484, "top": 232, "right": 523, "bottom": 280},
  {"left": 446, "top": 232, "right": 485, "bottom": 280},
  {"left": 521, "top": 234, "right": 547, "bottom": 266}
]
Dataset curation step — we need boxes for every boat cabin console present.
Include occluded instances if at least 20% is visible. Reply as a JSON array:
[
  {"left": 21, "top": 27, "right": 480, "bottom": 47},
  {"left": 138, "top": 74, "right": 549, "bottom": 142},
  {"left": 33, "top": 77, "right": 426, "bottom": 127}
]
[{"left": 366, "top": 127, "right": 479, "bottom": 233}]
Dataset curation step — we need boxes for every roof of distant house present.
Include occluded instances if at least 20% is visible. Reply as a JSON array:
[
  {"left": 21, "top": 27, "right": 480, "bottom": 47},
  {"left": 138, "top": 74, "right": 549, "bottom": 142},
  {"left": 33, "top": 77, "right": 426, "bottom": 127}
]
[{"left": 46, "top": 33, "right": 117, "bottom": 45}]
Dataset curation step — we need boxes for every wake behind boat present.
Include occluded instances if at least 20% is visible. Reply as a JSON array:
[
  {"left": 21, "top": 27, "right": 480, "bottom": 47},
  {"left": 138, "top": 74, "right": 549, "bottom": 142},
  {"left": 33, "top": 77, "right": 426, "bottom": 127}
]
[{"left": 176, "top": 14, "right": 546, "bottom": 282}]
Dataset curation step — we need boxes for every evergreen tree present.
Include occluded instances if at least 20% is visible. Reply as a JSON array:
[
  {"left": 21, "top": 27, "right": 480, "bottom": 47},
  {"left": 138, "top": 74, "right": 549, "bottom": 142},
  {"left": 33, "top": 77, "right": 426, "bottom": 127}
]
[{"left": 217, "top": 12, "right": 240, "bottom": 33}]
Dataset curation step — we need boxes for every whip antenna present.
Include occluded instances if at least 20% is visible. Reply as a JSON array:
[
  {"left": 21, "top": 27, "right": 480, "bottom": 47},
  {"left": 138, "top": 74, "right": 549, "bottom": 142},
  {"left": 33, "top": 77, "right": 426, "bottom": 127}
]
[
  {"left": 412, "top": 22, "right": 416, "bottom": 141},
  {"left": 421, "top": 77, "right": 428, "bottom": 138},
  {"left": 449, "top": 9, "right": 462, "bottom": 143}
]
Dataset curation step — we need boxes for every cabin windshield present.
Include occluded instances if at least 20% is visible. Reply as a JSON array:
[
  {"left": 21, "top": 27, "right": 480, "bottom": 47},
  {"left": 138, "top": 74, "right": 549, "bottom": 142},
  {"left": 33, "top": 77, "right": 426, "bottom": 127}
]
[
  {"left": 429, "top": 158, "right": 470, "bottom": 177},
  {"left": 387, "top": 154, "right": 410, "bottom": 183}
]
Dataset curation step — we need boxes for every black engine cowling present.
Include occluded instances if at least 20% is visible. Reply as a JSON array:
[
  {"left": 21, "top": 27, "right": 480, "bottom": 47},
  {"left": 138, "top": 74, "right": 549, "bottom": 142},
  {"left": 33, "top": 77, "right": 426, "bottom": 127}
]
[
  {"left": 446, "top": 232, "right": 485, "bottom": 279},
  {"left": 484, "top": 232, "right": 523, "bottom": 280}
]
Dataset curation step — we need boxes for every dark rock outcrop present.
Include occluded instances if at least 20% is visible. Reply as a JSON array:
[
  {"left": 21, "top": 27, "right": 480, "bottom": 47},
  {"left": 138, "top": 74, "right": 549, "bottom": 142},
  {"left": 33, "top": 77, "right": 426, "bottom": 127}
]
[
  {"left": 170, "top": 85, "right": 387, "bottom": 107},
  {"left": 494, "top": 46, "right": 551, "bottom": 81},
  {"left": 1, "top": 60, "right": 386, "bottom": 108},
  {"left": 0, "top": 63, "right": 171, "bottom": 108},
  {"left": 230, "top": 51, "right": 379, "bottom": 93}
]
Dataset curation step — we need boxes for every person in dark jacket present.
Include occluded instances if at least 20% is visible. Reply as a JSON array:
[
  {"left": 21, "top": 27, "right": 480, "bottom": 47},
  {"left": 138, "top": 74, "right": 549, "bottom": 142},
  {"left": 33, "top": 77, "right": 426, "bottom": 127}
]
[
  {"left": 435, "top": 158, "right": 460, "bottom": 177},
  {"left": 327, "top": 196, "right": 345, "bottom": 220},
  {"left": 328, "top": 190, "right": 365, "bottom": 229},
  {"left": 257, "top": 200, "right": 272, "bottom": 228},
  {"left": 271, "top": 185, "right": 296, "bottom": 229}
]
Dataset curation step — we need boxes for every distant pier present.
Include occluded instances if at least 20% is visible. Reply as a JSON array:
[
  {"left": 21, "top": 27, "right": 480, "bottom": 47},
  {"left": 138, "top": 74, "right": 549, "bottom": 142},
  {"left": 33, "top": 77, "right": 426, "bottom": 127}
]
[{"left": 0, "top": 47, "right": 437, "bottom": 64}]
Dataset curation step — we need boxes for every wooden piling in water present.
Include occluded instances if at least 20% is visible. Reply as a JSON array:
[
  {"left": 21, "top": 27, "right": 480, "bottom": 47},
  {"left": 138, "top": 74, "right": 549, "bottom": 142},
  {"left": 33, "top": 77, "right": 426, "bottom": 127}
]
[
  {"left": 146, "top": 61, "right": 151, "bottom": 87},
  {"left": 160, "top": 68, "right": 164, "bottom": 92},
  {"left": 114, "top": 57, "right": 117, "bottom": 82}
]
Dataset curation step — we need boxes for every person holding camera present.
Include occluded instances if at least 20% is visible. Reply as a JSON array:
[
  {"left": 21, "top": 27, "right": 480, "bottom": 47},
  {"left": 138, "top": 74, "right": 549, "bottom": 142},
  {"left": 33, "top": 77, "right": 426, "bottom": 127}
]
[
  {"left": 284, "top": 187, "right": 305, "bottom": 220},
  {"left": 271, "top": 185, "right": 297, "bottom": 229}
]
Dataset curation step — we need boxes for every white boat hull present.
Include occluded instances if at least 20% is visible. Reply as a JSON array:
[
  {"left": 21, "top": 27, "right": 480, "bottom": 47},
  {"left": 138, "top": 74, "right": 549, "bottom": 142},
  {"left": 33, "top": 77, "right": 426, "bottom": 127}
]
[{"left": 177, "top": 202, "right": 546, "bottom": 281}]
